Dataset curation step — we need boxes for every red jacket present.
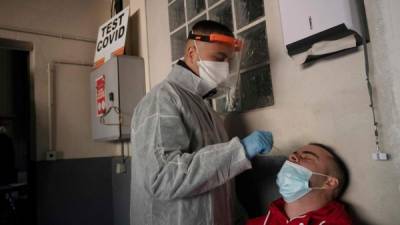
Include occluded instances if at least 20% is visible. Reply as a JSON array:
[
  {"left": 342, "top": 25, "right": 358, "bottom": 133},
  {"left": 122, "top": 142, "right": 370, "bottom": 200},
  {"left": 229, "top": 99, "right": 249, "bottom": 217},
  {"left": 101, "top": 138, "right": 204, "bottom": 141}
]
[{"left": 246, "top": 198, "right": 352, "bottom": 225}]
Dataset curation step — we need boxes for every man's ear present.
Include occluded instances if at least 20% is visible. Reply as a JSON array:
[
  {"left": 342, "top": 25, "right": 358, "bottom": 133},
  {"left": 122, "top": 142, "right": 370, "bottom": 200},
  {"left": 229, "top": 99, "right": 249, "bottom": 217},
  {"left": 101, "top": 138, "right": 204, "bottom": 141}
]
[
  {"left": 324, "top": 176, "right": 339, "bottom": 190},
  {"left": 185, "top": 41, "right": 197, "bottom": 65},
  {"left": 187, "top": 46, "right": 196, "bottom": 64}
]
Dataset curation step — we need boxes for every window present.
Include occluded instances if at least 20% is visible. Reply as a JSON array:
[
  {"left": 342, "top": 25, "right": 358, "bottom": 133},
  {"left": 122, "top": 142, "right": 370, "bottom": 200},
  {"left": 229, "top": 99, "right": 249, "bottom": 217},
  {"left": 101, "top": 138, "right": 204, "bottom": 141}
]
[{"left": 168, "top": 0, "right": 274, "bottom": 112}]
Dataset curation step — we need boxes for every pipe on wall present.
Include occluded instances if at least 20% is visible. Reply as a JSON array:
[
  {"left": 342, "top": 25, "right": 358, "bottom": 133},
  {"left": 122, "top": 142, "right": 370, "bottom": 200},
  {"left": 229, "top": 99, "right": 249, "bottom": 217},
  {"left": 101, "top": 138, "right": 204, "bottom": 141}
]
[
  {"left": 0, "top": 24, "right": 96, "bottom": 44},
  {"left": 47, "top": 61, "right": 93, "bottom": 154}
]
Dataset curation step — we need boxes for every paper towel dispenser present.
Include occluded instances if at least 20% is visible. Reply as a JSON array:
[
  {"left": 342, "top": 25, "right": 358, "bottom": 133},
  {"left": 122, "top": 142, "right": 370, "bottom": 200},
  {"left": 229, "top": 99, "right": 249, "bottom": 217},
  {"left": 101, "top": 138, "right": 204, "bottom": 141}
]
[{"left": 279, "top": 0, "right": 369, "bottom": 63}]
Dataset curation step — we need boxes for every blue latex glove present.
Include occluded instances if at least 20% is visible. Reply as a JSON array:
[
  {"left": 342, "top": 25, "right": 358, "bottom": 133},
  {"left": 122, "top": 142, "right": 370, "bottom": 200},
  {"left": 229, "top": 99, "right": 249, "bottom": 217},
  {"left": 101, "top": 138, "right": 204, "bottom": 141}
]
[{"left": 240, "top": 131, "right": 273, "bottom": 159}]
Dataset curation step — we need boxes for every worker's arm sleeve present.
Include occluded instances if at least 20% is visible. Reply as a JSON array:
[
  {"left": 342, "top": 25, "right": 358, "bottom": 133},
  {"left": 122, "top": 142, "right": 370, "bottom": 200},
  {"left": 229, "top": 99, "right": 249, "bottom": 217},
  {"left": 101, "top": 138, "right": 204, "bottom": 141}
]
[{"left": 137, "top": 95, "right": 251, "bottom": 201}]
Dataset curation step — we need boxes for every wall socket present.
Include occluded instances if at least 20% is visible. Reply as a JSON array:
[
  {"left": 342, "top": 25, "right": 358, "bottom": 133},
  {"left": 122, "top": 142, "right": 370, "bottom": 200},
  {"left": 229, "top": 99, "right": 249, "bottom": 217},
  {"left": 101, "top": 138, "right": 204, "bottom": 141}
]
[
  {"left": 46, "top": 151, "right": 58, "bottom": 161},
  {"left": 371, "top": 152, "right": 389, "bottom": 161},
  {"left": 116, "top": 163, "right": 126, "bottom": 174}
]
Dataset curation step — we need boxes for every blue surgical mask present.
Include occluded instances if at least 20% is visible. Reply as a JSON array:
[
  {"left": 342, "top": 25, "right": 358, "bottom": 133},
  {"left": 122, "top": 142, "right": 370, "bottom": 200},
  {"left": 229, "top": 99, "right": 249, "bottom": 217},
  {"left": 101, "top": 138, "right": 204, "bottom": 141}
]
[{"left": 276, "top": 160, "right": 329, "bottom": 203}]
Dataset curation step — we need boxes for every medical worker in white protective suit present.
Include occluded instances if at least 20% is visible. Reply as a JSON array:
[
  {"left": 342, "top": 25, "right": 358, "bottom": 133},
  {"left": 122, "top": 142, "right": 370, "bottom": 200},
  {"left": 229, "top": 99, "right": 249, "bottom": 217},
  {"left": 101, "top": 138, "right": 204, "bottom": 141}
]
[{"left": 130, "top": 20, "right": 274, "bottom": 225}]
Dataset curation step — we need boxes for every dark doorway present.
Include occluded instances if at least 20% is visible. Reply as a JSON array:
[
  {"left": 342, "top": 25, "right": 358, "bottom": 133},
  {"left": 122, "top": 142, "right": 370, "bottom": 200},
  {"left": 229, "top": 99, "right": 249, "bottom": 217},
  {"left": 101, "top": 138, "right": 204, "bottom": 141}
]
[{"left": 0, "top": 39, "right": 34, "bottom": 225}]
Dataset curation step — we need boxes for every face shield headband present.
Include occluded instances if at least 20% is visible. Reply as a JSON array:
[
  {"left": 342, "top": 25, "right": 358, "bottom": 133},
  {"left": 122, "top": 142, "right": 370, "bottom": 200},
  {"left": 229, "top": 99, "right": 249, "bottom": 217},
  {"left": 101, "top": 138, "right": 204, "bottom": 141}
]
[{"left": 188, "top": 31, "right": 243, "bottom": 51}]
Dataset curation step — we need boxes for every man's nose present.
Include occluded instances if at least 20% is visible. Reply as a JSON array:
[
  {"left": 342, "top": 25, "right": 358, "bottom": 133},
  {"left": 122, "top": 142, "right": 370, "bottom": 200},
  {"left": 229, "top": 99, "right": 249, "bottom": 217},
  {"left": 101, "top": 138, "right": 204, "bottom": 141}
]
[{"left": 288, "top": 153, "right": 300, "bottom": 163}]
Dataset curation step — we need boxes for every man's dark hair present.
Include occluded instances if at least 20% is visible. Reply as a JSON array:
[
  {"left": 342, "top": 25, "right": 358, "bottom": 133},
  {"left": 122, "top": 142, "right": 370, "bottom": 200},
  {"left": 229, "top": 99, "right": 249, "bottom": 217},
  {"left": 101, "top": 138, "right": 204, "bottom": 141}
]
[
  {"left": 309, "top": 143, "right": 350, "bottom": 199},
  {"left": 190, "top": 20, "right": 234, "bottom": 37}
]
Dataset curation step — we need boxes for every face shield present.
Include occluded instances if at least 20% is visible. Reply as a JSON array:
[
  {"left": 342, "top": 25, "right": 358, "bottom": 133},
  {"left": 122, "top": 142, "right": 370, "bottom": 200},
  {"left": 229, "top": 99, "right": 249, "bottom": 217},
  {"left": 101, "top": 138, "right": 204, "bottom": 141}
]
[
  {"left": 188, "top": 31, "right": 244, "bottom": 110},
  {"left": 188, "top": 31, "right": 243, "bottom": 77}
]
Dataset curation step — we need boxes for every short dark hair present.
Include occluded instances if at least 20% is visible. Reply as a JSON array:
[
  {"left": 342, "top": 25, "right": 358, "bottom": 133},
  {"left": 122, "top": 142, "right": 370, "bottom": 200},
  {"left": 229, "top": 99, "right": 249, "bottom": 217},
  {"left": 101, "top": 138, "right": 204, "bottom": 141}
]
[
  {"left": 190, "top": 20, "right": 234, "bottom": 37},
  {"left": 309, "top": 143, "right": 350, "bottom": 198}
]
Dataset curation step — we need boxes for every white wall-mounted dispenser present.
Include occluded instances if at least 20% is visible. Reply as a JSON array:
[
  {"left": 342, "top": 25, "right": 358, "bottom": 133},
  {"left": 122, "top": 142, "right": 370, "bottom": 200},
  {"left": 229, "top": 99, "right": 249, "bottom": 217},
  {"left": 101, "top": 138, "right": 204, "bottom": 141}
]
[{"left": 279, "top": 0, "right": 369, "bottom": 64}]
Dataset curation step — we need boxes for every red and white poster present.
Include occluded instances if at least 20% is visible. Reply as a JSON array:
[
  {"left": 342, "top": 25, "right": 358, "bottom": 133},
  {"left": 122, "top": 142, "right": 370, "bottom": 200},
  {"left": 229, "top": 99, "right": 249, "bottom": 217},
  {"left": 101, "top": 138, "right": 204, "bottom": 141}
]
[{"left": 96, "top": 75, "right": 106, "bottom": 117}]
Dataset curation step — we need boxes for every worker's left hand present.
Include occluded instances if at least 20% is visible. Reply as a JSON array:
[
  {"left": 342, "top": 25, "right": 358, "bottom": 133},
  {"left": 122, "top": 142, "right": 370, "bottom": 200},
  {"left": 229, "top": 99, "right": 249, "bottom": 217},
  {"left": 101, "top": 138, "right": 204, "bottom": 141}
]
[{"left": 240, "top": 131, "right": 273, "bottom": 159}]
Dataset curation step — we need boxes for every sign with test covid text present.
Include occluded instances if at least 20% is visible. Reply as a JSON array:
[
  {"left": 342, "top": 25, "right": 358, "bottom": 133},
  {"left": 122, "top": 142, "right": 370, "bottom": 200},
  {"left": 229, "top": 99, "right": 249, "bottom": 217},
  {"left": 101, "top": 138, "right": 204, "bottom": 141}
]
[{"left": 94, "top": 7, "right": 129, "bottom": 68}]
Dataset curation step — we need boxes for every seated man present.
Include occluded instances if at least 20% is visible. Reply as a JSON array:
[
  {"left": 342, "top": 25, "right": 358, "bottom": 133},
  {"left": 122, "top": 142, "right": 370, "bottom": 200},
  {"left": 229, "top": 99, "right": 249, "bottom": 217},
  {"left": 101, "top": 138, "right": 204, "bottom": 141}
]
[{"left": 247, "top": 143, "right": 352, "bottom": 225}]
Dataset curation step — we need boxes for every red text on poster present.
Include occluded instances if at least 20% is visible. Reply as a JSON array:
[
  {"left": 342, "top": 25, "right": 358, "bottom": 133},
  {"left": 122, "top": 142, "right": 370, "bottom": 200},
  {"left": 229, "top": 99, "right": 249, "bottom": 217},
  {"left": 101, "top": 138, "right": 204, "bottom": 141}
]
[{"left": 96, "top": 75, "right": 106, "bottom": 117}]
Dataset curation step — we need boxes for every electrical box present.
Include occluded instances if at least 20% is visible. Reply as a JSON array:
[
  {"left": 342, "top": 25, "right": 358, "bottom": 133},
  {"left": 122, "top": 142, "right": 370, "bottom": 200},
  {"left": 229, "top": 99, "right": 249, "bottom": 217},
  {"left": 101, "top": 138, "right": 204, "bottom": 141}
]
[
  {"left": 90, "top": 55, "right": 145, "bottom": 141},
  {"left": 279, "top": 0, "right": 368, "bottom": 56}
]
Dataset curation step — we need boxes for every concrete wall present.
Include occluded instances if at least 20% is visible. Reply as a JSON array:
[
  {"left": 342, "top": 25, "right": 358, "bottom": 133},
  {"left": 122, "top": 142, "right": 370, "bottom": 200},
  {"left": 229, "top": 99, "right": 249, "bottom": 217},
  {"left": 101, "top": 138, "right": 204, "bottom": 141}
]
[
  {"left": 361, "top": 0, "right": 400, "bottom": 223},
  {"left": 127, "top": 0, "right": 151, "bottom": 92},
  {"left": 0, "top": 0, "right": 122, "bottom": 160},
  {"left": 112, "top": 157, "right": 131, "bottom": 225},
  {"left": 35, "top": 157, "right": 114, "bottom": 225},
  {"left": 0, "top": 1, "right": 131, "bottom": 225},
  {"left": 133, "top": 0, "right": 400, "bottom": 224},
  {"left": 35, "top": 157, "right": 131, "bottom": 225}
]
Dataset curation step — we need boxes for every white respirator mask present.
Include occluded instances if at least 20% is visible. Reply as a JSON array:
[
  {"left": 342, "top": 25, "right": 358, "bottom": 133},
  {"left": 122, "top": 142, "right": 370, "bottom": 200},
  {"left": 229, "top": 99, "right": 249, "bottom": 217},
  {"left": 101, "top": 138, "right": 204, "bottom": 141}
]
[{"left": 195, "top": 41, "right": 232, "bottom": 89}]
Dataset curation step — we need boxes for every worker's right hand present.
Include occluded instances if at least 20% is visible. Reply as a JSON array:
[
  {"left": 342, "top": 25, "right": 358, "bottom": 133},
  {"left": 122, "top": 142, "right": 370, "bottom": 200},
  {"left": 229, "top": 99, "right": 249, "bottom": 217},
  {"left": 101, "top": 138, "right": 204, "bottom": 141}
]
[{"left": 240, "top": 131, "right": 273, "bottom": 159}]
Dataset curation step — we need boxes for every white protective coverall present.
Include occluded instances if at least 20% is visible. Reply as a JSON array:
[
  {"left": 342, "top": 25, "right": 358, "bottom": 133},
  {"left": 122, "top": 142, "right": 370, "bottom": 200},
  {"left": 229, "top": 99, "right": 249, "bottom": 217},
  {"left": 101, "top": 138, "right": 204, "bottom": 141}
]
[{"left": 130, "top": 63, "right": 252, "bottom": 225}]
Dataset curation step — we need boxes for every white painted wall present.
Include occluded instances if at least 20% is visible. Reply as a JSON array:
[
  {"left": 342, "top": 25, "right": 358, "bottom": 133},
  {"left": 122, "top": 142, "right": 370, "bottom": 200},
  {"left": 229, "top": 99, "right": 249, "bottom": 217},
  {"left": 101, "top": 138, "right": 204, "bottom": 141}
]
[
  {"left": 133, "top": 0, "right": 400, "bottom": 224},
  {"left": 0, "top": 0, "right": 129, "bottom": 160},
  {"left": 52, "top": 64, "right": 117, "bottom": 159},
  {"left": 361, "top": 0, "right": 400, "bottom": 223},
  {"left": 127, "top": 0, "right": 151, "bottom": 92}
]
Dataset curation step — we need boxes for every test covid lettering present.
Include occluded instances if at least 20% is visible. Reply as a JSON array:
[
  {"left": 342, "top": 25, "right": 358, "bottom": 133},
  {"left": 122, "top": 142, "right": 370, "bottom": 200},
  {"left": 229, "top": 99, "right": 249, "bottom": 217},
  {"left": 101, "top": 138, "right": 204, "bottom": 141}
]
[{"left": 96, "top": 13, "right": 125, "bottom": 52}]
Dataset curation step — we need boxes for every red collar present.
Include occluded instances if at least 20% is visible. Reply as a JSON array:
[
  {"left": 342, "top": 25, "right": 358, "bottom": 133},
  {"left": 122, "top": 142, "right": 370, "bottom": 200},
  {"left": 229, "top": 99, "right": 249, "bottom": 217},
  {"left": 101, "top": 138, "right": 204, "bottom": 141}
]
[{"left": 267, "top": 198, "right": 351, "bottom": 224}]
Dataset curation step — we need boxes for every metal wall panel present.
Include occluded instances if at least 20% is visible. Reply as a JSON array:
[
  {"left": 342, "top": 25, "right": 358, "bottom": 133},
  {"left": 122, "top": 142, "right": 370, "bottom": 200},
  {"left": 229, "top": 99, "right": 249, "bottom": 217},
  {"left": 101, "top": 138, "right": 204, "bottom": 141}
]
[{"left": 90, "top": 56, "right": 145, "bottom": 141}]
